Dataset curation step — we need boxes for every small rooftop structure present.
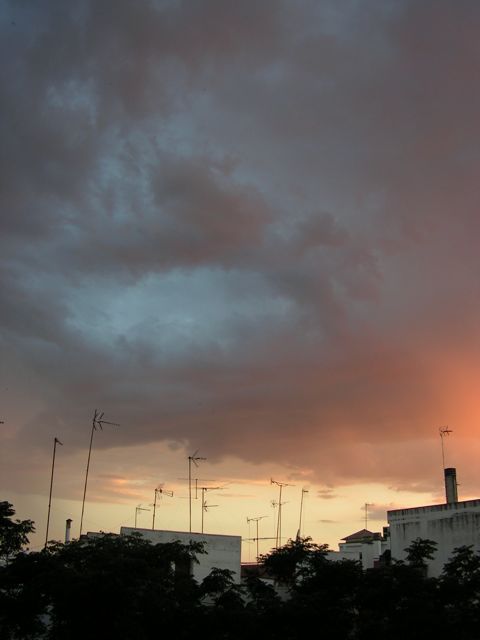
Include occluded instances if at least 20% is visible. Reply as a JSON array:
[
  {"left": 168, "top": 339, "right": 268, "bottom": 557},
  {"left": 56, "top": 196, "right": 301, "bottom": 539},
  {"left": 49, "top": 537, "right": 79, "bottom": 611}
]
[
  {"left": 336, "top": 528, "right": 390, "bottom": 569},
  {"left": 341, "top": 529, "right": 382, "bottom": 543}
]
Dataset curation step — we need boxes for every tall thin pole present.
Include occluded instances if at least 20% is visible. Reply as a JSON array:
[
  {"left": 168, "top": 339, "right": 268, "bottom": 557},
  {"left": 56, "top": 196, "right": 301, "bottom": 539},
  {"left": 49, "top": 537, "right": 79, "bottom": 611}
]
[
  {"left": 271, "top": 500, "right": 278, "bottom": 540},
  {"left": 188, "top": 451, "right": 206, "bottom": 532},
  {"left": 80, "top": 410, "right": 119, "bottom": 537},
  {"left": 189, "top": 458, "right": 192, "bottom": 532},
  {"left": 200, "top": 486, "right": 220, "bottom": 533},
  {"left": 298, "top": 488, "right": 308, "bottom": 538},
  {"left": 247, "top": 516, "right": 267, "bottom": 560},
  {"left": 152, "top": 489, "right": 158, "bottom": 530},
  {"left": 45, "top": 437, "right": 63, "bottom": 548},
  {"left": 153, "top": 487, "right": 173, "bottom": 530},
  {"left": 364, "top": 503, "right": 372, "bottom": 530},
  {"left": 439, "top": 426, "right": 452, "bottom": 470},
  {"left": 277, "top": 485, "right": 283, "bottom": 548},
  {"left": 135, "top": 505, "right": 150, "bottom": 528},
  {"left": 79, "top": 421, "right": 95, "bottom": 537},
  {"left": 271, "top": 479, "right": 293, "bottom": 548}
]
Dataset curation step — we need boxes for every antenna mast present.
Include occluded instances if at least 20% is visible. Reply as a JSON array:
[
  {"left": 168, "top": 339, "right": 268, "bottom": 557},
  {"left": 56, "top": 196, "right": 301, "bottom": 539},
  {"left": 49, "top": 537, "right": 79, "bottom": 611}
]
[
  {"left": 188, "top": 451, "right": 206, "bottom": 532},
  {"left": 271, "top": 478, "right": 294, "bottom": 548},
  {"left": 200, "top": 486, "right": 220, "bottom": 533},
  {"left": 247, "top": 515, "right": 268, "bottom": 561},
  {"left": 152, "top": 485, "right": 173, "bottom": 530},
  {"left": 364, "top": 503, "right": 372, "bottom": 530},
  {"left": 45, "top": 437, "right": 63, "bottom": 548},
  {"left": 439, "top": 426, "right": 453, "bottom": 470},
  {"left": 135, "top": 504, "right": 150, "bottom": 528},
  {"left": 79, "top": 409, "right": 119, "bottom": 537},
  {"left": 200, "top": 487, "right": 221, "bottom": 533},
  {"left": 297, "top": 488, "right": 309, "bottom": 539}
]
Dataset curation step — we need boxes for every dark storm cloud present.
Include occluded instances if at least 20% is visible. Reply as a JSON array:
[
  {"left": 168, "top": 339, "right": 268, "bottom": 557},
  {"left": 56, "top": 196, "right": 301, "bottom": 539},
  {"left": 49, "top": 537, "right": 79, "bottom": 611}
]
[{"left": 3, "top": 0, "right": 480, "bottom": 493}]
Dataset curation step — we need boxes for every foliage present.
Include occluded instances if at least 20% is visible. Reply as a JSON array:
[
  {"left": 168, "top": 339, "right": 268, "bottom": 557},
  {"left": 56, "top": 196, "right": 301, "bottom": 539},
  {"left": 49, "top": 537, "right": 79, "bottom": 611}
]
[
  {"left": 200, "top": 567, "right": 244, "bottom": 608},
  {"left": 244, "top": 574, "right": 279, "bottom": 611},
  {"left": 404, "top": 537, "right": 438, "bottom": 570},
  {"left": 439, "top": 545, "right": 480, "bottom": 639},
  {"left": 0, "top": 531, "right": 205, "bottom": 640},
  {"left": 258, "top": 536, "right": 329, "bottom": 587},
  {"left": 0, "top": 501, "right": 35, "bottom": 562}
]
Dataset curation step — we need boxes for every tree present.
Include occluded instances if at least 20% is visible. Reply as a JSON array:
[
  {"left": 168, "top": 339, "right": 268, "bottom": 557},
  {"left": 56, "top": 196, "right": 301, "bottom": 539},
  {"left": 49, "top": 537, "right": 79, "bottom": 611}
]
[
  {"left": 200, "top": 567, "right": 244, "bottom": 609},
  {"left": 0, "top": 501, "right": 35, "bottom": 562},
  {"left": 440, "top": 545, "right": 480, "bottom": 638},
  {"left": 258, "top": 537, "right": 329, "bottom": 588},
  {"left": 1, "top": 529, "right": 206, "bottom": 640},
  {"left": 404, "top": 537, "right": 437, "bottom": 571}
]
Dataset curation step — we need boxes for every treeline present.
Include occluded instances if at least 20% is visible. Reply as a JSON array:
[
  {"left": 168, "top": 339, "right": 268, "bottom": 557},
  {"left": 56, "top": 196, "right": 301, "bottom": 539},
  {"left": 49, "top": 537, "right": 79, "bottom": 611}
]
[{"left": 1, "top": 501, "right": 480, "bottom": 639}]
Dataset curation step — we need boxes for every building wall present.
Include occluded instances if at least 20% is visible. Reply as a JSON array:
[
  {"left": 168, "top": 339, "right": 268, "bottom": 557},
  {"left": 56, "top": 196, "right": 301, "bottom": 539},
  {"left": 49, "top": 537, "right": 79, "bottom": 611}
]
[
  {"left": 388, "top": 499, "right": 480, "bottom": 576},
  {"left": 336, "top": 539, "right": 388, "bottom": 569},
  {"left": 120, "top": 527, "right": 242, "bottom": 583}
]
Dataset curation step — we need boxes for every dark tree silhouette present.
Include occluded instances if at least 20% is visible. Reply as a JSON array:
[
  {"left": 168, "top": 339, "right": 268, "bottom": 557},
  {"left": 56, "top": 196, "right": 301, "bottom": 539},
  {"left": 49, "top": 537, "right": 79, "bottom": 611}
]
[
  {"left": 405, "top": 537, "right": 437, "bottom": 571},
  {"left": 440, "top": 545, "right": 480, "bottom": 639},
  {"left": 0, "top": 501, "right": 35, "bottom": 561}
]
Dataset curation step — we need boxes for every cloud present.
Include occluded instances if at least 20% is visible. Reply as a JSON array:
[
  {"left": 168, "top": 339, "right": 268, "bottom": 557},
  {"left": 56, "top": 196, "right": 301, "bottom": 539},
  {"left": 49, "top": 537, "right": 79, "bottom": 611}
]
[{"left": 2, "top": 0, "right": 480, "bottom": 504}]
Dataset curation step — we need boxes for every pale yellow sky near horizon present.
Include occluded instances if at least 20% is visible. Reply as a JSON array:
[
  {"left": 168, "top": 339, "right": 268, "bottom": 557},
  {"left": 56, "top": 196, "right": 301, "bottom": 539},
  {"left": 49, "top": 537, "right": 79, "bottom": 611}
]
[{"left": 6, "top": 440, "right": 471, "bottom": 563}]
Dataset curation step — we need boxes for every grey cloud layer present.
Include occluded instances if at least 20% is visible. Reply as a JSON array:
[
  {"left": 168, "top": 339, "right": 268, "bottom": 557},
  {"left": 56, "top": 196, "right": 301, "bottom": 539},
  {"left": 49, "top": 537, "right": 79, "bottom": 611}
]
[{"left": 2, "top": 0, "right": 480, "bottom": 490}]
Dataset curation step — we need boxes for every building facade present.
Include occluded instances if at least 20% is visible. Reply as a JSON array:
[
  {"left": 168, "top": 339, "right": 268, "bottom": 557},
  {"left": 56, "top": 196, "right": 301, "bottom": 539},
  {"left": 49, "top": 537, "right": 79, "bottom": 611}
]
[
  {"left": 120, "top": 526, "right": 242, "bottom": 583},
  {"left": 388, "top": 498, "right": 480, "bottom": 576},
  {"left": 334, "top": 528, "right": 390, "bottom": 569}
]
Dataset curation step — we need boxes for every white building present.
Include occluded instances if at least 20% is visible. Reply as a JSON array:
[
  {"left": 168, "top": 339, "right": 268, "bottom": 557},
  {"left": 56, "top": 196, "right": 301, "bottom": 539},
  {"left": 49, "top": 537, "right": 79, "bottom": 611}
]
[
  {"left": 332, "top": 528, "right": 390, "bottom": 569},
  {"left": 388, "top": 498, "right": 480, "bottom": 576},
  {"left": 120, "top": 527, "right": 242, "bottom": 583}
]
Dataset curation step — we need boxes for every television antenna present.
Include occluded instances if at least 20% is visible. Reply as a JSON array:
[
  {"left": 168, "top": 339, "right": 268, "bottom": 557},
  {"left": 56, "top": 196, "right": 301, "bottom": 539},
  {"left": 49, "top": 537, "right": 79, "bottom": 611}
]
[
  {"left": 200, "top": 486, "right": 221, "bottom": 533},
  {"left": 363, "top": 503, "right": 373, "bottom": 530},
  {"left": 80, "top": 409, "right": 119, "bottom": 536},
  {"left": 439, "top": 426, "right": 453, "bottom": 470},
  {"left": 271, "top": 479, "right": 294, "bottom": 548},
  {"left": 188, "top": 451, "right": 206, "bottom": 532},
  {"left": 247, "top": 515, "right": 268, "bottom": 561},
  {"left": 177, "top": 477, "right": 213, "bottom": 499},
  {"left": 270, "top": 500, "right": 279, "bottom": 538},
  {"left": 152, "top": 485, "right": 173, "bottom": 530},
  {"left": 45, "top": 437, "right": 63, "bottom": 548},
  {"left": 297, "top": 488, "right": 309, "bottom": 540},
  {"left": 135, "top": 504, "right": 150, "bottom": 528}
]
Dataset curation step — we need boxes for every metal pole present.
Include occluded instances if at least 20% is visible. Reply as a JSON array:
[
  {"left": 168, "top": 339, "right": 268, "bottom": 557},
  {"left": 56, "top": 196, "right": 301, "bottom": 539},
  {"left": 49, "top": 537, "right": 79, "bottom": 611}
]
[
  {"left": 256, "top": 519, "right": 259, "bottom": 560},
  {"left": 276, "top": 485, "right": 283, "bottom": 548},
  {"left": 152, "top": 489, "right": 158, "bottom": 530},
  {"left": 79, "top": 410, "right": 119, "bottom": 537},
  {"left": 45, "top": 437, "right": 62, "bottom": 548},
  {"left": 298, "top": 489, "right": 306, "bottom": 537},
  {"left": 189, "top": 458, "right": 192, "bottom": 533},
  {"left": 201, "top": 487, "right": 205, "bottom": 534},
  {"left": 79, "top": 421, "right": 95, "bottom": 537}
]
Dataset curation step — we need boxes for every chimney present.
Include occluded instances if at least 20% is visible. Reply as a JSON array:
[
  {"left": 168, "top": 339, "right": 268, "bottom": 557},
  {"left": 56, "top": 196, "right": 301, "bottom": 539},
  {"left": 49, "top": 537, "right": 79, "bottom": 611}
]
[
  {"left": 444, "top": 468, "right": 458, "bottom": 503},
  {"left": 65, "top": 518, "right": 73, "bottom": 543}
]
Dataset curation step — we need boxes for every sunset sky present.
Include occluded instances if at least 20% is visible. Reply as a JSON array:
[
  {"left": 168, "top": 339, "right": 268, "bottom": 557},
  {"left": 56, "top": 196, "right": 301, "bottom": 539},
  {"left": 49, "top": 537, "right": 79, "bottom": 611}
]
[{"left": 2, "top": 0, "right": 480, "bottom": 559}]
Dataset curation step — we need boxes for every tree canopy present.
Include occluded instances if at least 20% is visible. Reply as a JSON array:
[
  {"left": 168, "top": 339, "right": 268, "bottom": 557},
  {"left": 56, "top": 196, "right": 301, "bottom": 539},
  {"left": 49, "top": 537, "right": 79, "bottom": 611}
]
[{"left": 0, "top": 501, "right": 35, "bottom": 562}]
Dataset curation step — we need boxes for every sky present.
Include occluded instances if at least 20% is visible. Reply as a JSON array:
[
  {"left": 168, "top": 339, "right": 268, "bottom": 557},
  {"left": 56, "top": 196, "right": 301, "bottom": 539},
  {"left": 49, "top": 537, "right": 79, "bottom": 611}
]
[{"left": 2, "top": 0, "right": 480, "bottom": 559}]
